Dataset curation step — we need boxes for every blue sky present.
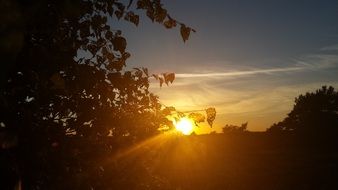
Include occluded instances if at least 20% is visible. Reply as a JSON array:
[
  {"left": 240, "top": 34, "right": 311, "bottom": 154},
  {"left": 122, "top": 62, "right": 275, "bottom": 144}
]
[{"left": 113, "top": 0, "right": 338, "bottom": 132}]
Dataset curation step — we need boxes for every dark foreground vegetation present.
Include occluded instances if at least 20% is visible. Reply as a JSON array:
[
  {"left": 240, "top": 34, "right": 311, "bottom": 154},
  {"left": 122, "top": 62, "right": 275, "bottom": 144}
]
[
  {"left": 2, "top": 131, "right": 338, "bottom": 190},
  {"left": 152, "top": 133, "right": 338, "bottom": 190},
  {"left": 98, "top": 132, "right": 338, "bottom": 190}
]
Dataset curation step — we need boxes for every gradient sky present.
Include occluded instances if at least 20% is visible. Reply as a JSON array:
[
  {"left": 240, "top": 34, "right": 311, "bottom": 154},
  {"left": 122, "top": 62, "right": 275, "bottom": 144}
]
[{"left": 112, "top": 0, "right": 338, "bottom": 133}]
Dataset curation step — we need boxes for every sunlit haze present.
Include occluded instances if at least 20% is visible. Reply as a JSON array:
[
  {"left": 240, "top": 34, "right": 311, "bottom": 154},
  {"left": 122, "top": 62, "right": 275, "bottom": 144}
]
[{"left": 116, "top": 0, "right": 338, "bottom": 133}]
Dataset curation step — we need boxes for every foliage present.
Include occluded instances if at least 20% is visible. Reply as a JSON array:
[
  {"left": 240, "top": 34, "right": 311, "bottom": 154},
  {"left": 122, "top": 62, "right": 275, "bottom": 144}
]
[
  {"left": 206, "top": 108, "right": 217, "bottom": 127},
  {"left": 0, "top": 0, "right": 200, "bottom": 189},
  {"left": 267, "top": 86, "right": 338, "bottom": 135},
  {"left": 158, "top": 106, "right": 217, "bottom": 129},
  {"left": 153, "top": 72, "right": 176, "bottom": 87},
  {"left": 222, "top": 122, "right": 248, "bottom": 134}
]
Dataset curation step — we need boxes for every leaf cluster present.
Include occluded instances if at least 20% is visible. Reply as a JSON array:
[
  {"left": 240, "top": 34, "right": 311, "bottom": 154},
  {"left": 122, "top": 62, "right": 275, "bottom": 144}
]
[
  {"left": 152, "top": 73, "right": 175, "bottom": 87},
  {"left": 158, "top": 106, "right": 217, "bottom": 130}
]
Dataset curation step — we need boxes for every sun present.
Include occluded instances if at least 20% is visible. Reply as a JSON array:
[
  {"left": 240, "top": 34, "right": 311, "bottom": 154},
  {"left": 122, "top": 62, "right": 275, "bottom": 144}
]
[{"left": 175, "top": 117, "right": 194, "bottom": 135}]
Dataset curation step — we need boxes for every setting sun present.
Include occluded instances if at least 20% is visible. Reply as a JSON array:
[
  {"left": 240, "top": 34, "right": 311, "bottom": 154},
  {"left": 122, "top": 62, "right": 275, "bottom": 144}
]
[{"left": 175, "top": 118, "right": 194, "bottom": 135}]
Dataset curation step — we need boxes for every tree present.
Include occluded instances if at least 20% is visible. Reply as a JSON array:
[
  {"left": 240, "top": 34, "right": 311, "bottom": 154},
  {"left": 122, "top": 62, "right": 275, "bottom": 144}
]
[
  {"left": 267, "top": 86, "right": 338, "bottom": 136},
  {"left": 0, "top": 0, "right": 207, "bottom": 189},
  {"left": 222, "top": 122, "right": 248, "bottom": 134}
]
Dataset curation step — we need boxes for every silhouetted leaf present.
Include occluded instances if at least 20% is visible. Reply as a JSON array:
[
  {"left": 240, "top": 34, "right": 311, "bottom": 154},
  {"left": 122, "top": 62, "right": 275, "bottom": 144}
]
[
  {"left": 159, "top": 77, "right": 164, "bottom": 87},
  {"left": 162, "top": 106, "right": 175, "bottom": 115},
  {"left": 189, "top": 112, "right": 205, "bottom": 124},
  {"left": 114, "top": 2, "right": 125, "bottom": 12},
  {"left": 164, "top": 18, "right": 176, "bottom": 29},
  {"left": 206, "top": 107, "right": 216, "bottom": 127},
  {"left": 113, "top": 36, "right": 126, "bottom": 53},
  {"left": 177, "top": 111, "right": 185, "bottom": 118},
  {"left": 115, "top": 10, "right": 123, "bottom": 19},
  {"left": 155, "top": 8, "right": 167, "bottom": 23},
  {"left": 152, "top": 74, "right": 159, "bottom": 80},
  {"left": 142, "top": 67, "right": 149, "bottom": 77},
  {"left": 125, "top": 11, "right": 139, "bottom": 26},
  {"left": 164, "top": 73, "right": 175, "bottom": 85},
  {"left": 163, "top": 73, "right": 169, "bottom": 86},
  {"left": 180, "top": 24, "right": 191, "bottom": 42}
]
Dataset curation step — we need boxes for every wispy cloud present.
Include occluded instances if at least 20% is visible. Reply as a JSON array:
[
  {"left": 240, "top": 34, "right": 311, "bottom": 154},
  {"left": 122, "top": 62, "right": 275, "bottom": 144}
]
[
  {"left": 175, "top": 54, "right": 338, "bottom": 79},
  {"left": 320, "top": 44, "right": 338, "bottom": 51},
  {"left": 176, "top": 66, "right": 303, "bottom": 78},
  {"left": 150, "top": 45, "right": 338, "bottom": 132}
]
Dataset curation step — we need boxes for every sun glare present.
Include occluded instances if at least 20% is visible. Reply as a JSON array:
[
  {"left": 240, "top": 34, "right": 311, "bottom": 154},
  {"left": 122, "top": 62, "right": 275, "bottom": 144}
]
[{"left": 175, "top": 118, "right": 194, "bottom": 135}]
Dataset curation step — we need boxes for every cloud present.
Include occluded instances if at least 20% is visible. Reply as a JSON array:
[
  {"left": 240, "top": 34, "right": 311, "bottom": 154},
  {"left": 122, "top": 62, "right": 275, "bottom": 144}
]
[
  {"left": 175, "top": 67, "right": 303, "bottom": 78},
  {"left": 175, "top": 54, "right": 338, "bottom": 79},
  {"left": 150, "top": 45, "right": 338, "bottom": 131},
  {"left": 320, "top": 44, "right": 338, "bottom": 51}
]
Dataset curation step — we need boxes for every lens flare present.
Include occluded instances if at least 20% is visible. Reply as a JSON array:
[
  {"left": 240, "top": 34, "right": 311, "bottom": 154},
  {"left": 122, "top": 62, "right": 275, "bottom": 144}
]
[{"left": 175, "top": 118, "right": 194, "bottom": 135}]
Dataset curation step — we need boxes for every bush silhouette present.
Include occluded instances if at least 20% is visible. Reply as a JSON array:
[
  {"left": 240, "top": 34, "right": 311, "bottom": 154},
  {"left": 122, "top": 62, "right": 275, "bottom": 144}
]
[{"left": 222, "top": 122, "right": 248, "bottom": 134}]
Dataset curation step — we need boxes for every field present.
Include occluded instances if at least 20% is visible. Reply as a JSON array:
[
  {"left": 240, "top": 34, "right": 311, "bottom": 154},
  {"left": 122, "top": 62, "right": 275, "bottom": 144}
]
[{"left": 111, "top": 133, "right": 338, "bottom": 190}]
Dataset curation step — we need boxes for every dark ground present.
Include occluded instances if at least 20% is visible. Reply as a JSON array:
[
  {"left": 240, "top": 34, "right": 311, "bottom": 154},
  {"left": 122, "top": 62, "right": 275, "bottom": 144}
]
[
  {"left": 114, "top": 132, "right": 338, "bottom": 190},
  {"left": 2, "top": 132, "right": 338, "bottom": 190}
]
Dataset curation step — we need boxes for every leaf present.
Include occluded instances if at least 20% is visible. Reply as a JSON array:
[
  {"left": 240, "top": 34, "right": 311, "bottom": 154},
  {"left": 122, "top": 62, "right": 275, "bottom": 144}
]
[
  {"left": 155, "top": 8, "right": 167, "bottom": 23},
  {"left": 206, "top": 107, "right": 216, "bottom": 127},
  {"left": 136, "top": 0, "right": 146, "bottom": 9},
  {"left": 142, "top": 67, "right": 149, "bottom": 77},
  {"left": 115, "top": 10, "right": 123, "bottom": 20},
  {"left": 102, "top": 46, "right": 109, "bottom": 57},
  {"left": 87, "top": 43, "right": 97, "bottom": 55},
  {"left": 108, "top": 5, "right": 114, "bottom": 16},
  {"left": 162, "top": 106, "right": 176, "bottom": 115},
  {"left": 135, "top": 70, "right": 143, "bottom": 78},
  {"left": 164, "top": 18, "right": 176, "bottom": 29},
  {"left": 152, "top": 74, "right": 159, "bottom": 80},
  {"left": 113, "top": 36, "right": 126, "bottom": 53},
  {"left": 125, "top": 11, "right": 139, "bottom": 26},
  {"left": 188, "top": 112, "right": 205, "bottom": 123},
  {"left": 123, "top": 52, "right": 131, "bottom": 59},
  {"left": 180, "top": 24, "right": 191, "bottom": 42},
  {"left": 130, "top": 14, "right": 139, "bottom": 26},
  {"left": 114, "top": 2, "right": 125, "bottom": 12},
  {"left": 159, "top": 77, "right": 164, "bottom": 87},
  {"left": 164, "top": 73, "right": 175, "bottom": 84},
  {"left": 177, "top": 111, "right": 185, "bottom": 118},
  {"left": 105, "top": 31, "right": 113, "bottom": 40},
  {"left": 146, "top": 9, "right": 155, "bottom": 22},
  {"left": 162, "top": 73, "right": 169, "bottom": 86}
]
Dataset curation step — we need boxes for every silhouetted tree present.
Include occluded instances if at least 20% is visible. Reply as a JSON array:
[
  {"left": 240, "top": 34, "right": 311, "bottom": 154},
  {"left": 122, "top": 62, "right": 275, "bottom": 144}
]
[
  {"left": 267, "top": 86, "right": 338, "bottom": 136},
  {"left": 222, "top": 122, "right": 248, "bottom": 134},
  {"left": 0, "top": 0, "right": 196, "bottom": 189}
]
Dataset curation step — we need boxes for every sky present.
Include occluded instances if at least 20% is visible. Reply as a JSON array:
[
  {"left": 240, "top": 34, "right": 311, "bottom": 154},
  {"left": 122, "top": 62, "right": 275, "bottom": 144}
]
[{"left": 112, "top": 0, "right": 338, "bottom": 133}]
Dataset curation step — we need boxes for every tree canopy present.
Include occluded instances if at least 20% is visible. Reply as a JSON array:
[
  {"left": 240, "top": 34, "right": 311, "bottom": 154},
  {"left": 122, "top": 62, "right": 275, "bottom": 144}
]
[
  {"left": 267, "top": 86, "right": 338, "bottom": 136},
  {"left": 0, "top": 0, "right": 214, "bottom": 189}
]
